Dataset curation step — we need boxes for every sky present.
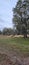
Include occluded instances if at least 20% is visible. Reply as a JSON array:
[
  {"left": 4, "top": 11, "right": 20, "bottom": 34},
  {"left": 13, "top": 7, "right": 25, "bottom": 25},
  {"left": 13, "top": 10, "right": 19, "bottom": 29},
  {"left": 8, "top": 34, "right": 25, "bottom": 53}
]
[{"left": 0, "top": 0, "right": 17, "bottom": 30}]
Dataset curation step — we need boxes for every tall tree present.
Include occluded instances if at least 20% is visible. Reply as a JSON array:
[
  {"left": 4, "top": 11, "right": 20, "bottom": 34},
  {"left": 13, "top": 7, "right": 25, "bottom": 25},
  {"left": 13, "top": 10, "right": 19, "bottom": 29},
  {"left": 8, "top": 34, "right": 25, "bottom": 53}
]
[{"left": 13, "top": 0, "right": 29, "bottom": 37}]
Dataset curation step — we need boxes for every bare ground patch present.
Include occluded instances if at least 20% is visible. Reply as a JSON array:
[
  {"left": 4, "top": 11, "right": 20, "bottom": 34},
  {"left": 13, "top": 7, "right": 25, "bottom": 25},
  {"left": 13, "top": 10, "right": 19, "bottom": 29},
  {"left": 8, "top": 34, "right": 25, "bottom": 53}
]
[{"left": 0, "top": 50, "right": 29, "bottom": 65}]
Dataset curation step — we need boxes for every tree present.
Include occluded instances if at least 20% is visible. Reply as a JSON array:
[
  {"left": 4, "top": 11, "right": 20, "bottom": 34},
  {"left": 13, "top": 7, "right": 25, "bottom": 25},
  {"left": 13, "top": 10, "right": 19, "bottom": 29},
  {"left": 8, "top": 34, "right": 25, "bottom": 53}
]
[
  {"left": 2, "top": 28, "right": 15, "bottom": 35},
  {"left": 0, "top": 30, "right": 2, "bottom": 35},
  {"left": 13, "top": 0, "right": 29, "bottom": 38},
  {"left": 22, "top": 24, "right": 27, "bottom": 38},
  {"left": 2, "top": 28, "right": 8, "bottom": 35}
]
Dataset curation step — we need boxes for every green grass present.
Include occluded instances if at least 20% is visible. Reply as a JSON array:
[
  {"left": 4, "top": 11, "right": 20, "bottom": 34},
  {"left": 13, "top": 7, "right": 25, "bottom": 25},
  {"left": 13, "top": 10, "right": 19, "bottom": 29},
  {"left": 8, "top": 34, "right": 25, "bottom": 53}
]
[{"left": 0, "top": 36, "right": 29, "bottom": 57}]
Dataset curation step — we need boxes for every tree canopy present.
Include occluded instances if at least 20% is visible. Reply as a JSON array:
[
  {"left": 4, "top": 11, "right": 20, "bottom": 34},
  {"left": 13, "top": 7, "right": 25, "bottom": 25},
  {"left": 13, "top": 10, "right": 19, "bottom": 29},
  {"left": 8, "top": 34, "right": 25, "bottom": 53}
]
[{"left": 13, "top": 0, "right": 29, "bottom": 37}]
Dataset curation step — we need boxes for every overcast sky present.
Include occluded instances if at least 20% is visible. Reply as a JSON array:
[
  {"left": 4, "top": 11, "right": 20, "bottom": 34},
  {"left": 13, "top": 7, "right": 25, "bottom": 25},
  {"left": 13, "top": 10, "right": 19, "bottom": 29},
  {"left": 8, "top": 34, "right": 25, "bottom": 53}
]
[{"left": 0, "top": 0, "right": 17, "bottom": 30}]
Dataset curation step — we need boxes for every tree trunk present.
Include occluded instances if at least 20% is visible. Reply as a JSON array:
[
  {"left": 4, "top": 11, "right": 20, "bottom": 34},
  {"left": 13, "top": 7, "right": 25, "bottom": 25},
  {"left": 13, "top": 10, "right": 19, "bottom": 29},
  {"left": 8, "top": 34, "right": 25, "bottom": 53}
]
[{"left": 24, "top": 34, "right": 27, "bottom": 38}]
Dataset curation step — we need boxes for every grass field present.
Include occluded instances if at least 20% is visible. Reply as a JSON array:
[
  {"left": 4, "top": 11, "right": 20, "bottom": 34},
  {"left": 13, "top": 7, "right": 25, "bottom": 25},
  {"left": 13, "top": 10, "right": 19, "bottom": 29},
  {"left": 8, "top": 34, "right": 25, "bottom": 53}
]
[
  {"left": 0, "top": 35, "right": 29, "bottom": 65},
  {"left": 0, "top": 35, "right": 29, "bottom": 56}
]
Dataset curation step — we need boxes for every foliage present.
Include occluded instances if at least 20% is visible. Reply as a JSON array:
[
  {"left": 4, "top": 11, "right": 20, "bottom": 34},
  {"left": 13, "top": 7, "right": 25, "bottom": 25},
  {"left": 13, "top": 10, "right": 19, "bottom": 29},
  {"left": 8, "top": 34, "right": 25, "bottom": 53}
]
[
  {"left": 0, "top": 30, "right": 2, "bottom": 35},
  {"left": 13, "top": 0, "right": 29, "bottom": 37},
  {"left": 2, "top": 28, "right": 17, "bottom": 35}
]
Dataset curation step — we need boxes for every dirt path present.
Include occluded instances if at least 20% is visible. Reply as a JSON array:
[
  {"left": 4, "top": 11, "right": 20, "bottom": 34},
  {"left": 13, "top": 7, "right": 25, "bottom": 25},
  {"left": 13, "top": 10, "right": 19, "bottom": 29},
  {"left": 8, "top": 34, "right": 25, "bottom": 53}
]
[{"left": 0, "top": 47, "right": 29, "bottom": 65}]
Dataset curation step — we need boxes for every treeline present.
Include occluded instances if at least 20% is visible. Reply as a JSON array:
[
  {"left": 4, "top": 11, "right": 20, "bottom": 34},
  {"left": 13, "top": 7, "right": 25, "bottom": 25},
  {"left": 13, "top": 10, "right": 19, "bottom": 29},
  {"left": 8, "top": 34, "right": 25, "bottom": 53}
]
[
  {"left": 0, "top": 28, "right": 17, "bottom": 35},
  {"left": 0, "top": 27, "right": 29, "bottom": 35}
]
